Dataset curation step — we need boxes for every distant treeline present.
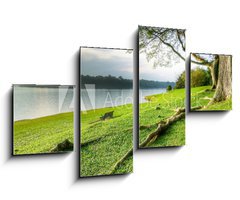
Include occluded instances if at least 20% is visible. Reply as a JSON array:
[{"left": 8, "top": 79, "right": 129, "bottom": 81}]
[
  {"left": 81, "top": 75, "right": 175, "bottom": 89},
  {"left": 139, "top": 79, "right": 175, "bottom": 89}
]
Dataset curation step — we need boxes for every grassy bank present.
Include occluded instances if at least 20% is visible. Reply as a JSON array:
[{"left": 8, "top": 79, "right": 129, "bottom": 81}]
[
  {"left": 139, "top": 88, "right": 186, "bottom": 147},
  {"left": 191, "top": 86, "right": 232, "bottom": 110},
  {"left": 80, "top": 104, "right": 133, "bottom": 177},
  {"left": 82, "top": 88, "right": 187, "bottom": 176},
  {"left": 14, "top": 112, "right": 74, "bottom": 155}
]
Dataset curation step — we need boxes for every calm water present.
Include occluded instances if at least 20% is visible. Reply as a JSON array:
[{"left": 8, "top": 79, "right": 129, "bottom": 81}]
[
  {"left": 140, "top": 88, "right": 166, "bottom": 103},
  {"left": 81, "top": 88, "right": 166, "bottom": 111},
  {"left": 14, "top": 86, "right": 74, "bottom": 121}
]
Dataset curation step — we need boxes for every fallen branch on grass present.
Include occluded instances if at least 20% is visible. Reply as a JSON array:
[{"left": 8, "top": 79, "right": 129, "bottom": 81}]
[
  {"left": 139, "top": 106, "right": 203, "bottom": 147},
  {"left": 108, "top": 106, "right": 203, "bottom": 173},
  {"left": 109, "top": 148, "right": 133, "bottom": 174},
  {"left": 139, "top": 108, "right": 185, "bottom": 148}
]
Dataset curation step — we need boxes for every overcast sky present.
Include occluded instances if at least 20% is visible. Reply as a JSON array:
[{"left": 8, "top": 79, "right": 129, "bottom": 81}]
[
  {"left": 81, "top": 47, "right": 133, "bottom": 79},
  {"left": 139, "top": 52, "right": 185, "bottom": 82}
]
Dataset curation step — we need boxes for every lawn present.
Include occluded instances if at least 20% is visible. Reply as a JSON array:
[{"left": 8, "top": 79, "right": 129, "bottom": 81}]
[
  {"left": 190, "top": 86, "right": 232, "bottom": 110},
  {"left": 14, "top": 112, "right": 74, "bottom": 155},
  {"left": 139, "top": 88, "right": 186, "bottom": 148},
  {"left": 81, "top": 86, "right": 187, "bottom": 176},
  {"left": 80, "top": 104, "right": 133, "bottom": 177}
]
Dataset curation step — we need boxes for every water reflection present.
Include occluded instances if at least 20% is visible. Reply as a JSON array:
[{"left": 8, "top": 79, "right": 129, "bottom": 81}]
[{"left": 14, "top": 85, "right": 74, "bottom": 121}]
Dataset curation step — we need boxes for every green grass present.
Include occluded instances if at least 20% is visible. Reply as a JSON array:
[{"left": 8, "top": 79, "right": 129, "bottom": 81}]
[
  {"left": 81, "top": 104, "right": 133, "bottom": 177},
  {"left": 14, "top": 112, "right": 74, "bottom": 155},
  {"left": 191, "top": 86, "right": 232, "bottom": 110},
  {"left": 139, "top": 88, "right": 186, "bottom": 148},
  {"left": 81, "top": 85, "right": 232, "bottom": 176}
]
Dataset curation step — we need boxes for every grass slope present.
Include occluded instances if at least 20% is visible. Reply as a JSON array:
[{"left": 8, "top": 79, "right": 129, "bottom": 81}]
[
  {"left": 80, "top": 105, "right": 133, "bottom": 177},
  {"left": 81, "top": 86, "right": 231, "bottom": 176},
  {"left": 14, "top": 112, "right": 74, "bottom": 155},
  {"left": 139, "top": 88, "right": 186, "bottom": 148},
  {"left": 191, "top": 86, "right": 232, "bottom": 110}
]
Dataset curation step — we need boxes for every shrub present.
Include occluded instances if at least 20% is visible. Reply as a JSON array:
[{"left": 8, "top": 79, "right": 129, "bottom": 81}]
[{"left": 166, "top": 85, "right": 172, "bottom": 91}]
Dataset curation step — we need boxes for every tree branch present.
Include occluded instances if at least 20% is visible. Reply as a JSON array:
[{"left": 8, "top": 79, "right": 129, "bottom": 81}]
[
  {"left": 177, "top": 30, "right": 185, "bottom": 51},
  {"left": 191, "top": 53, "right": 213, "bottom": 67},
  {"left": 152, "top": 32, "right": 185, "bottom": 61}
]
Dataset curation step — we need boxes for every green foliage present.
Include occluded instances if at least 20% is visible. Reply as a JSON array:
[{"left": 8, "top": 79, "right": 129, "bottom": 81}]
[
  {"left": 139, "top": 26, "right": 185, "bottom": 68},
  {"left": 14, "top": 112, "right": 74, "bottom": 155},
  {"left": 175, "top": 71, "right": 185, "bottom": 89},
  {"left": 175, "top": 67, "right": 212, "bottom": 89},
  {"left": 81, "top": 75, "right": 175, "bottom": 89},
  {"left": 166, "top": 85, "right": 172, "bottom": 91},
  {"left": 191, "top": 67, "right": 211, "bottom": 87}
]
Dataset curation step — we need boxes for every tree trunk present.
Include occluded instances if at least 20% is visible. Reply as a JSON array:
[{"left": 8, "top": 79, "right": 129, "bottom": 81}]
[
  {"left": 211, "top": 55, "right": 232, "bottom": 102},
  {"left": 209, "top": 56, "right": 219, "bottom": 89}
]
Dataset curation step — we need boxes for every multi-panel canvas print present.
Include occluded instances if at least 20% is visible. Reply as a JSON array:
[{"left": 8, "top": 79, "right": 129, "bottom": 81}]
[
  {"left": 138, "top": 25, "right": 186, "bottom": 148},
  {"left": 80, "top": 47, "right": 133, "bottom": 177},
  {"left": 13, "top": 85, "right": 74, "bottom": 155},
  {"left": 190, "top": 53, "right": 232, "bottom": 111}
]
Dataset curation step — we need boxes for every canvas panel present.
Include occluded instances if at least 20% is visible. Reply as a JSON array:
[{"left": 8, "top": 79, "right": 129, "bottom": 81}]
[
  {"left": 13, "top": 85, "right": 74, "bottom": 155},
  {"left": 138, "top": 25, "right": 186, "bottom": 148},
  {"left": 80, "top": 47, "right": 133, "bottom": 177},
  {"left": 190, "top": 53, "right": 232, "bottom": 111}
]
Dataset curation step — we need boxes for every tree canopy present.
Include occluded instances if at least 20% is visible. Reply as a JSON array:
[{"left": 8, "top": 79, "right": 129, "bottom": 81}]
[
  {"left": 191, "top": 67, "right": 212, "bottom": 87},
  {"left": 139, "top": 26, "right": 185, "bottom": 68},
  {"left": 175, "top": 71, "right": 185, "bottom": 89}
]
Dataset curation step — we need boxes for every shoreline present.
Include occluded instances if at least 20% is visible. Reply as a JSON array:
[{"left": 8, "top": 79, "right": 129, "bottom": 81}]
[{"left": 14, "top": 111, "right": 73, "bottom": 123}]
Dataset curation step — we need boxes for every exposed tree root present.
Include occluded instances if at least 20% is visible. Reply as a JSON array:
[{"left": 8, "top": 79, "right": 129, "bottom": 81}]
[
  {"left": 139, "top": 124, "right": 155, "bottom": 130},
  {"left": 139, "top": 108, "right": 185, "bottom": 148},
  {"left": 139, "top": 106, "right": 203, "bottom": 148},
  {"left": 109, "top": 148, "right": 133, "bottom": 174},
  {"left": 201, "top": 96, "right": 212, "bottom": 100},
  {"left": 191, "top": 106, "right": 203, "bottom": 110}
]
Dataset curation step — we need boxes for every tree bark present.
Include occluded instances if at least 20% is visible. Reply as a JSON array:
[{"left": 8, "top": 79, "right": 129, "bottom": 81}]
[
  {"left": 211, "top": 55, "right": 232, "bottom": 102},
  {"left": 209, "top": 56, "right": 219, "bottom": 89}
]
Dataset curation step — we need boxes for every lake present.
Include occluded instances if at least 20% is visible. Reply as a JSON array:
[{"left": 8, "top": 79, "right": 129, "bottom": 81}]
[
  {"left": 14, "top": 86, "right": 74, "bottom": 121},
  {"left": 81, "top": 88, "right": 166, "bottom": 111},
  {"left": 139, "top": 88, "right": 166, "bottom": 103}
]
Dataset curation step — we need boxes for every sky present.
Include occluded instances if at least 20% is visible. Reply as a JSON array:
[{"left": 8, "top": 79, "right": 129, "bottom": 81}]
[
  {"left": 139, "top": 53, "right": 185, "bottom": 82},
  {"left": 81, "top": 47, "right": 133, "bottom": 79}
]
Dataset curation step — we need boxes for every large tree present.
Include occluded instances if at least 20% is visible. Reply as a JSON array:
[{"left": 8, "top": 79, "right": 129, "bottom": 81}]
[
  {"left": 211, "top": 55, "right": 232, "bottom": 102},
  {"left": 139, "top": 25, "right": 232, "bottom": 104},
  {"left": 191, "top": 53, "right": 232, "bottom": 103}
]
